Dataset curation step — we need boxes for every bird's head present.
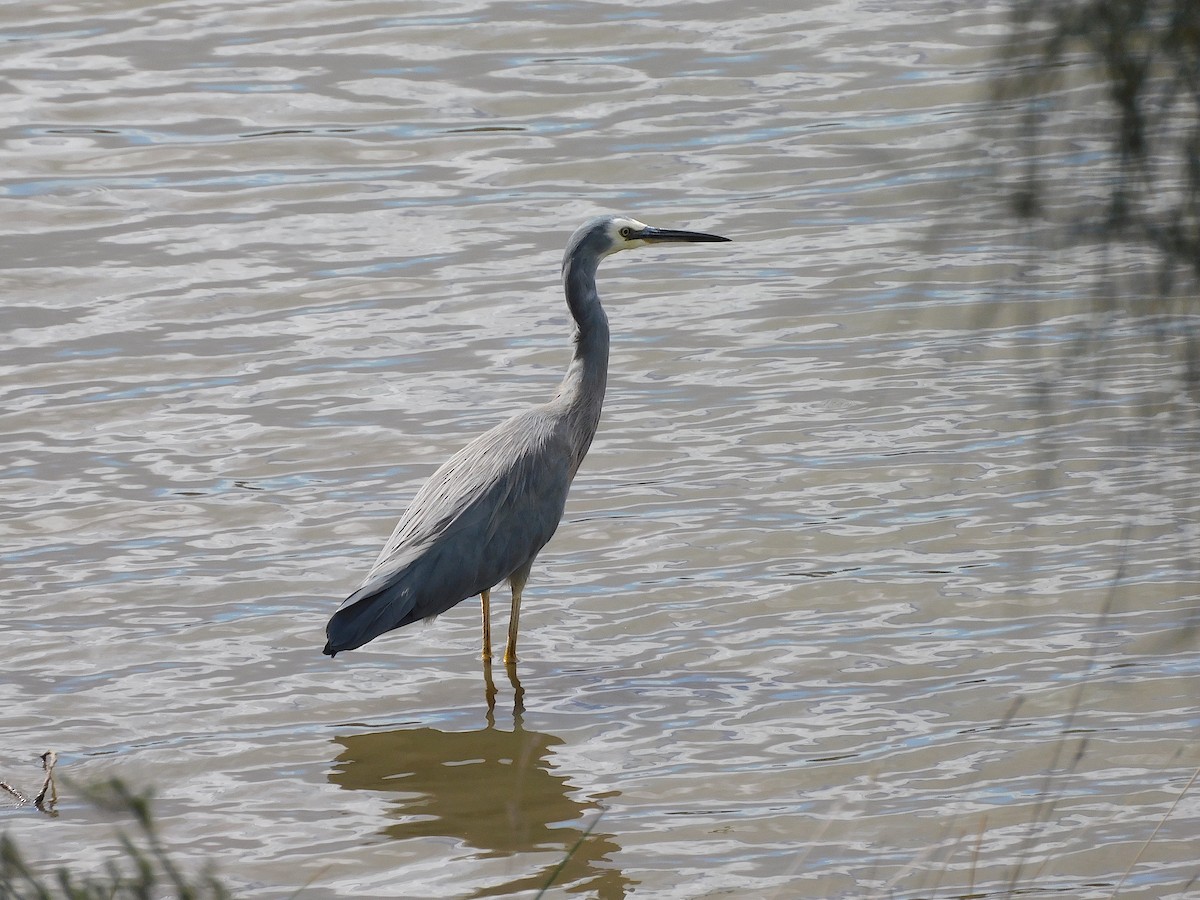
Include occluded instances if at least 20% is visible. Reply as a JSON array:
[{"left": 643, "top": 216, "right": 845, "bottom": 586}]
[{"left": 564, "top": 214, "right": 730, "bottom": 270}]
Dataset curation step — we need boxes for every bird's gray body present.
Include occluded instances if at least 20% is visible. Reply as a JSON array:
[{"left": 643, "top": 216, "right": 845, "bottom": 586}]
[
  {"left": 323, "top": 214, "right": 727, "bottom": 659},
  {"left": 325, "top": 403, "right": 588, "bottom": 653}
]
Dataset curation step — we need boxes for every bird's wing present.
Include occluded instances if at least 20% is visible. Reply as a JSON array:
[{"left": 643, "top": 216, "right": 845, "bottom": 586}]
[
  {"left": 326, "top": 409, "right": 576, "bottom": 652},
  {"left": 364, "top": 408, "right": 574, "bottom": 596}
]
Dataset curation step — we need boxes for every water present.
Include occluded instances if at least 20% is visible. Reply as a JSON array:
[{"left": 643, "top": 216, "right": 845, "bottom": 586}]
[{"left": 2, "top": 1, "right": 1197, "bottom": 898}]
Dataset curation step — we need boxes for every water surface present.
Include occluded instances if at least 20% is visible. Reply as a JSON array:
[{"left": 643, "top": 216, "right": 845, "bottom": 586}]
[{"left": 2, "top": 1, "right": 1197, "bottom": 898}]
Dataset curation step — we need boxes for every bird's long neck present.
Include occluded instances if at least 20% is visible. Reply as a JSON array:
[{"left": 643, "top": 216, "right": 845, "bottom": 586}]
[{"left": 555, "top": 254, "right": 610, "bottom": 473}]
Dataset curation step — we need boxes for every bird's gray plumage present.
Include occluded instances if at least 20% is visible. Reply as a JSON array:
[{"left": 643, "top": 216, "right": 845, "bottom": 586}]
[{"left": 323, "top": 214, "right": 729, "bottom": 660}]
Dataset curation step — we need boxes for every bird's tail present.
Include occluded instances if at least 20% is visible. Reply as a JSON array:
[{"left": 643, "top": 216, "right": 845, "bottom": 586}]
[{"left": 323, "top": 577, "right": 417, "bottom": 657}]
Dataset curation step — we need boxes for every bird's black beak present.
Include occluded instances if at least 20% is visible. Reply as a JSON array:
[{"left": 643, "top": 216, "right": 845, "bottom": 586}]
[{"left": 636, "top": 226, "right": 731, "bottom": 244}]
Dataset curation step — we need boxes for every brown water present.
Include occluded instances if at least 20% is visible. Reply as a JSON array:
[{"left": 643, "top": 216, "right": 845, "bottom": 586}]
[{"left": 2, "top": 1, "right": 1197, "bottom": 898}]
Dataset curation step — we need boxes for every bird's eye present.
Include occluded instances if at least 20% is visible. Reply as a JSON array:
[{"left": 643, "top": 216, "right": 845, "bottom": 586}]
[{"left": 619, "top": 226, "right": 633, "bottom": 239}]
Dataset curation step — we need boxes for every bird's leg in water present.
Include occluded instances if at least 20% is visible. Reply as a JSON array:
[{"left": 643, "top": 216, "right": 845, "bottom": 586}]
[
  {"left": 481, "top": 588, "right": 492, "bottom": 660},
  {"left": 505, "top": 568, "right": 529, "bottom": 665}
]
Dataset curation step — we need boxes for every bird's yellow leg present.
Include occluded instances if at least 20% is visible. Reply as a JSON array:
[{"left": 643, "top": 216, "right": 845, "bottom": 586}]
[
  {"left": 481, "top": 589, "right": 492, "bottom": 660},
  {"left": 504, "top": 574, "right": 527, "bottom": 666}
]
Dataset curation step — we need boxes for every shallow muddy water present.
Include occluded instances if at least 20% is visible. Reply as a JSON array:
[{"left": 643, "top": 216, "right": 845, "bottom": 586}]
[{"left": 2, "top": 1, "right": 1197, "bottom": 898}]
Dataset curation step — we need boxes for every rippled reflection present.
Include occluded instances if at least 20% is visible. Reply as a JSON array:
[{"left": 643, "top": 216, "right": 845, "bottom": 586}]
[
  {"left": 329, "top": 719, "right": 630, "bottom": 898},
  {"left": 481, "top": 657, "right": 525, "bottom": 722}
]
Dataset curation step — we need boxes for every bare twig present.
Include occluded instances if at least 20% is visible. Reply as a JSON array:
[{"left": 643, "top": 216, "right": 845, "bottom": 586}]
[
  {"left": 0, "top": 781, "right": 30, "bottom": 806},
  {"left": 1108, "top": 765, "right": 1200, "bottom": 899},
  {"left": 535, "top": 810, "right": 604, "bottom": 898},
  {"left": 1, "top": 751, "right": 58, "bottom": 814},
  {"left": 34, "top": 750, "right": 57, "bottom": 813}
]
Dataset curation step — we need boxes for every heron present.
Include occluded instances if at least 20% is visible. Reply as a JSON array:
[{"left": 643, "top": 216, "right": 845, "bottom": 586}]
[{"left": 323, "top": 214, "right": 730, "bottom": 665}]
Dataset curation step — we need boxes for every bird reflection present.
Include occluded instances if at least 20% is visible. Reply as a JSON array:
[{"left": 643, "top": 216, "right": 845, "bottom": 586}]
[
  {"left": 482, "top": 657, "right": 524, "bottom": 724},
  {"left": 329, "top": 715, "right": 631, "bottom": 898}
]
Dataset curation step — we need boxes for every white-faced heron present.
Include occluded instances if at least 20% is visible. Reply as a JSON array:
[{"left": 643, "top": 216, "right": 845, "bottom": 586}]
[{"left": 323, "top": 214, "right": 730, "bottom": 664}]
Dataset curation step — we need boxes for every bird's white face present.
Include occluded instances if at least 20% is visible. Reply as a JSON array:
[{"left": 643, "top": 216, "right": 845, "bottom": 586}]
[
  {"left": 602, "top": 216, "right": 652, "bottom": 255},
  {"left": 568, "top": 214, "right": 728, "bottom": 266}
]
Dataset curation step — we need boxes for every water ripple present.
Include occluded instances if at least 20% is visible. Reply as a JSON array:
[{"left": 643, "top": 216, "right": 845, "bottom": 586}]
[{"left": 1, "top": 1, "right": 1196, "bottom": 898}]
